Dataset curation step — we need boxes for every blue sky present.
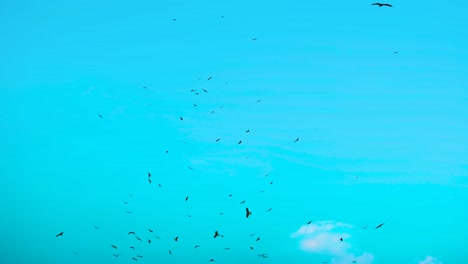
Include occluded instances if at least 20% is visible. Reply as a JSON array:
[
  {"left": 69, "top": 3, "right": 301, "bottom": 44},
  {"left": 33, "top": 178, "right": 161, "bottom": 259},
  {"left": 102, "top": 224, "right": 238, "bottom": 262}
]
[{"left": 1, "top": 0, "right": 467, "bottom": 263}]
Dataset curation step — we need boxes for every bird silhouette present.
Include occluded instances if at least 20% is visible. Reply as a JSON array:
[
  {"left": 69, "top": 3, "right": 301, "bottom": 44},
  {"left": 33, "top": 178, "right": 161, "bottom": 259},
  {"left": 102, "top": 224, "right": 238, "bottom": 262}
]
[
  {"left": 148, "top": 178, "right": 152, "bottom": 184},
  {"left": 246, "top": 208, "right": 252, "bottom": 218},
  {"left": 372, "top": 3, "right": 392, "bottom": 7},
  {"left": 148, "top": 229, "right": 153, "bottom": 233},
  {"left": 56, "top": 232, "right": 63, "bottom": 237},
  {"left": 194, "top": 245, "right": 200, "bottom": 249},
  {"left": 307, "top": 220, "right": 312, "bottom": 225},
  {"left": 203, "top": 89, "right": 208, "bottom": 93},
  {"left": 137, "top": 255, "right": 143, "bottom": 258},
  {"left": 148, "top": 239, "right": 151, "bottom": 244},
  {"left": 207, "top": 77, "right": 212, "bottom": 80},
  {"left": 174, "top": 236, "right": 179, "bottom": 242},
  {"left": 98, "top": 114, "right": 103, "bottom": 119},
  {"left": 209, "top": 259, "right": 215, "bottom": 262},
  {"left": 240, "top": 200, "right": 245, "bottom": 204},
  {"left": 294, "top": 137, "right": 299, "bottom": 142},
  {"left": 169, "top": 250, "right": 173, "bottom": 254},
  {"left": 223, "top": 247, "right": 230, "bottom": 250},
  {"left": 135, "top": 236, "right": 142, "bottom": 241},
  {"left": 214, "top": 231, "right": 220, "bottom": 238},
  {"left": 180, "top": 117, "right": 183, "bottom": 121},
  {"left": 112, "top": 253, "right": 122, "bottom": 257},
  {"left": 111, "top": 245, "right": 118, "bottom": 249},
  {"left": 185, "top": 196, "right": 189, "bottom": 201},
  {"left": 340, "top": 238, "right": 343, "bottom": 241},
  {"left": 129, "top": 246, "right": 135, "bottom": 250},
  {"left": 238, "top": 140, "right": 242, "bottom": 144},
  {"left": 216, "top": 138, "right": 221, "bottom": 142},
  {"left": 266, "top": 208, "right": 272, "bottom": 212},
  {"left": 94, "top": 225, "right": 99, "bottom": 229},
  {"left": 123, "top": 200, "right": 128, "bottom": 204},
  {"left": 246, "top": 130, "right": 250, "bottom": 133},
  {"left": 256, "top": 237, "right": 260, "bottom": 241},
  {"left": 148, "top": 172, "right": 151, "bottom": 178},
  {"left": 252, "top": 38, "right": 258, "bottom": 40},
  {"left": 375, "top": 223, "right": 385, "bottom": 229},
  {"left": 258, "top": 254, "right": 269, "bottom": 258},
  {"left": 250, "top": 246, "right": 254, "bottom": 250},
  {"left": 128, "top": 232, "right": 135, "bottom": 235}
]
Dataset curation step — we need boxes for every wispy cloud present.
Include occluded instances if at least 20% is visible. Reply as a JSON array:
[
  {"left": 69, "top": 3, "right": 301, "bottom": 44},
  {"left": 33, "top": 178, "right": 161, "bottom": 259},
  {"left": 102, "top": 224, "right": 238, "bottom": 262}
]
[
  {"left": 291, "top": 220, "right": 374, "bottom": 264},
  {"left": 419, "top": 256, "right": 443, "bottom": 264}
]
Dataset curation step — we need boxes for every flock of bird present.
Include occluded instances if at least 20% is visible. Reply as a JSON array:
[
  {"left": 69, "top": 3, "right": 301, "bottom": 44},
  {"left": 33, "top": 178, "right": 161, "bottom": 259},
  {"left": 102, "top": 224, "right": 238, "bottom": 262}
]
[{"left": 56, "top": 2, "right": 393, "bottom": 263}]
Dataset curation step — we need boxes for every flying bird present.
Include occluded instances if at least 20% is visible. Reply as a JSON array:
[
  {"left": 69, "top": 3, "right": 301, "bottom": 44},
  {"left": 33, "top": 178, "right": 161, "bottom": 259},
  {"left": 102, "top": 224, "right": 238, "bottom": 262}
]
[
  {"left": 249, "top": 234, "right": 255, "bottom": 237},
  {"left": 169, "top": 250, "right": 173, "bottom": 254},
  {"left": 207, "top": 77, "right": 212, "bottom": 80},
  {"left": 148, "top": 172, "right": 151, "bottom": 178},
  {"left": 123, "top": 200, "right": 128, "bottom": 204},
  {"left": 252, "top": 38, "right": 258, "bottom": 40},
  {"left": 246, "top": 130, "right": 250, "bottom": 133},
  {"left": 340, "top": 238, "right": 343, "bottom": 241},
  {"left": 129, "top": 246, "right": 135, "bottom": 250},
  {"left": 307, "top": 220, "right": 312, "bottom": 225},
  {"left": 148, "top": 178, "right": 152, "bottom": 184},
  {"left": 294, "top": 137, "right": 299, "bottom": 142},
  {"left": 361, "top": 225, "right": 368, "bottom": 229},
  {"left": 393, "top": 51, "right": 398, "bottom": 54},
  {"left": 180, "top": 117, "right": 183, "bottom": 121},
  {"left": 202, "top": 89, "right": 208, "bottom": 93},
  {"left": 223, "top": 247, "right": 230, "bottom": 250},
  {"left": 211, "top": 111, "right": 215, "bottom": 114},
  {"left": 246, "top": 208, "right": 252, "bottom": 218},
  {"left": 250, "top": 246, "right": 254, "bottom": 250},
  {"left": 126, "top": 211, "right": 133, "bottom": 214},
  {"left": 193, "top": 104, "right": 197, "bottom": 106},
  {"left": 375, "top": 223, "right": 385, "bottom": 229},
  {"left": 148, "top": 239, "right": 151, "bottom": 244},
  {"left": 258, "top": 254, "right": 269, "bottom": 258},
  {"left": 240, "top": 200, "right": 245, "bottom": 204},
  {"left": 111, "top": 245, "right": 118, "bottom": 249},
  {"left": 132, "top": 257, "right": 137, "bottom": 261},
  {"left": 256, "top": 237, "right": 260, "bottom": 241},
  {"left": 214, "top": 231, "right": 220, "bottom": 238},
  {"left": 238, "top": 140, "right": 242, "bottom": 144},
  {"left": 112, "top": 254, "right": 122, "bottom": 257},
  {"left": 142, "top": 86, "right": 147, "bottom": 89},
  {"left": 137, "top": 255, "right": 143, "bottom": 258},
  {"left": 135, "top": 236, "right": 142, "bottom": 241},
  {"left": 185, "top": 196, "right": 189, "bottom": 201},
  {"left": 372, "top": 3, "right": 392, "bottom": 7},
  {"left": 98, "top": 114, "right": 103, "bottom": 119},
  {"left": 256, "top": 99, "right": 261, "bottom": 102},
  {"left": 216, "top": 138, "right": 221, "bottom": 142},
  {"left": 128, "top": 232, "right": 135, "bottom": 235},
  {"left": 174, "top": 236, "right": 179, "bottom": 242},
  {"left": 194, "top": 245, "right": 200, "bottom": 249},
  {"left": 148, "top": 229, "right": 153, "bottom": 233},
  {"left": 209, "top": 259, "right": 215, "bottom": 262},
  {"left": 94, "top": 225, "right": 99, "bottom": 229},
  {"left": 187, "top": 166, "right": 194, "bottom": 170},
  {"left": 56, "top": 232, "right": 63, "bottom": 237},
  {"left": 228, "top": 194, "right": 232, "bottom": 197},
  {"left": 266, "top": 208, "right": 272, "bottom": 212}
]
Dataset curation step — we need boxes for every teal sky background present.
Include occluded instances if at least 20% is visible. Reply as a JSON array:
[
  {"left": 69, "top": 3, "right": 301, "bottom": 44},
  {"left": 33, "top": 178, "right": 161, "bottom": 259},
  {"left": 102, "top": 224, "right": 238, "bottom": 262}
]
[{"left": 1, "top": 0, "right": 467, "bottom": 263}]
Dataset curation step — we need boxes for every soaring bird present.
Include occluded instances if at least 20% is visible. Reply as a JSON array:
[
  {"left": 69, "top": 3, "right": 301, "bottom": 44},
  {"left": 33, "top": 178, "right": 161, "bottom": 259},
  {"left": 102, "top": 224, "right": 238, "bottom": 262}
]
[
  {"left": 246, "top": 208, "right": 252, "bottom": 218},
  {"left": 94, "top": 225, "right": 99, "bottom": 229},
  {"left": 111, "top": 245, "right": 118, "bottom": 249},
  {"left": 187, "top": 166, "right": 194, "bottom": 170},
  {"left": 266, "top": 208, "right": 272, "bottom": 212},
  {"left": 256, "top": 237, "right": 260, "bottom": 241},
  {"left": 123, "top": 200, "right": 128, "bottom": 204},
  {"left": 250, "top": 246, "right": 254, "bottom": 250},
  {"left": 137, "top": 255, "right": 143, "bottom": 258},
  {"left": 128, "top": 231, "right": 136, "bottom": 235},
  {"left": 246, "top": 130, "right": 250, "bottom": 133},
  {"left": 362, "top": 225, "right": 368, "bottom": 229},
  {"left": 132, "top": 257, "right": 137, "bottom": 261},
  {"left": 135, "top": 236, "right": 142, "bottom": 241},
  {"left": 340, "top": 238, "right": 343, "bottom": 241},
  {"left": 129, "top": 246, "right": 135, "bottom": 250},
  {"left": 126, "top": 211, "right": 133, "bottom": 214},
  {"left": 169, "top": 250, "right": 173, "bottom": 254},
  {"left": 256, "top": 99, "right": 261, "bottom": 102},
  {"left": 148, "top": 239, "right": 151, "bottom": 244},
  {"left": 112, "top": 254, "right": 122, "bottom": 257},
  {"left": 194, "top": 245, "right": 200, "bottom": 249},
  {"left": 148, "top": 178, "right": 152, "bottom": 184},
  {"left": 214, "top": 231, "right": 220, "bottom": 238},
  {"left": 209, "top": 259, "right": 215, "bottom": 262},
  {"left": 223, "top": 247, "right": 230, "bottom": 250},
  {"left": 56, "top": 232, "right": 63, "bottom": 237},
  {"left": 216, "top": 138, "right": 221, "bottom": 142},
  {"left": 142, "top": 86, "right": 148, "bottom": 89},
  {"left": 294, "top": 137, "right": 299, "bottom": 142},
  {"left": 375, "top": 223, "right": 385, "bottom": 229},
  {"left": 240, "top": 200, "right": 245, "bottom": 204},
  {"left": 203, "top": 89, "right": 208, "bottom": 93},
  {"left": 148, "top": 229, "right": 153, "bottom": 233},
  {"left": 393, "top": 51, "right": 399, "bottom": 54},
  {"left": 228, "top": 194, "right": 232, "bottom": 197},
  {"left": 252, "top": 38, "right": 258, "bottom": 40},
  {"left": 174, "top": 236, "right": 179, "bottom": 242},
  {"left": 185, "top": 196, "right": 189, "bottom": 201},
  {"left": 148, "top": 172, "right": 151, "bottom": 178},
  {"left": 258, "top": 254, "right": 269, "bottom": 258},
  {"left": 372, "top": 3, "right": 392, "bottom": 7},
  {"left": 207, "top": 77, "right": 212, "bottom": 80},
  {"left": 238, "top": 140, "right": 242, "bottom": 144},
  {"left": 307, "top": 220, "right": 312, "bottom": 225},
  {"left": 180, "top": 117, "right": 183, "bottom": 121},
  {"left": 98, "top": 114, "right": 103, "bottom": 119}
]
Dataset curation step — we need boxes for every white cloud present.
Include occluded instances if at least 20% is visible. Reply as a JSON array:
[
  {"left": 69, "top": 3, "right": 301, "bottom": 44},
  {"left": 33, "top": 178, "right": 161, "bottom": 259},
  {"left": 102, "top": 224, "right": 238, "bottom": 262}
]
[
  {"left": 419, "top": 256, "right": 443, "bottom": 264},
  {"left": 291, "top": 220, "right": 374, "bottom": 264}
]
